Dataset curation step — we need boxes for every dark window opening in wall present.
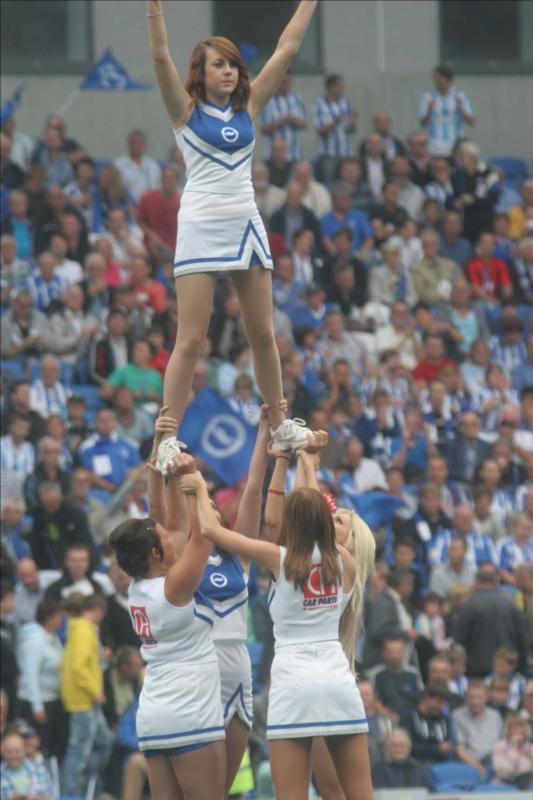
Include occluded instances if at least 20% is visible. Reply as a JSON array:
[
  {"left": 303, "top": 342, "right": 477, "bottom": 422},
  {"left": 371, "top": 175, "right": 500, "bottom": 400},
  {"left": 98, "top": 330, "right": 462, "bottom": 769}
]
[
  {"left": 1, "top": 0, "right": 92, "bottom": 74},
  {"left": 439, "top": 0, "right": 533, "bottom": 73},
  {"left": 212, "top": 0, "right": 323, "bottom": 74}
]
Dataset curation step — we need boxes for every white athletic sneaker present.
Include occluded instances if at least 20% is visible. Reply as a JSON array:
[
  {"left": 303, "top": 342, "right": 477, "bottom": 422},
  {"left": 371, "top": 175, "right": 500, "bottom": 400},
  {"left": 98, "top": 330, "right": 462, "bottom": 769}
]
[
  {"left": 155, "top": 438, "right": 187, "bottom": 476},
  {"left": 270, "top": 418, "right": 312, "bottom": 452}
]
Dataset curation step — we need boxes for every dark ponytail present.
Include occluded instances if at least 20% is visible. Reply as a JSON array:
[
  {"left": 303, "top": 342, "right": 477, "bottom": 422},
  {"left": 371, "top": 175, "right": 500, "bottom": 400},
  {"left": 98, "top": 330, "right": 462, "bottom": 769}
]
[{"left": 108, "top": 518, "right": 162, "bottom": 580}]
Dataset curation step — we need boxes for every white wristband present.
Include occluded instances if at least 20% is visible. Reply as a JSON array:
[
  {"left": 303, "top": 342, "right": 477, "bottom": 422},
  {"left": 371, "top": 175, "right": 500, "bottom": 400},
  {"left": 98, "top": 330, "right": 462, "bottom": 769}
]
[{"left": 147, "top": 10, "right": 163, "bottom": 17}]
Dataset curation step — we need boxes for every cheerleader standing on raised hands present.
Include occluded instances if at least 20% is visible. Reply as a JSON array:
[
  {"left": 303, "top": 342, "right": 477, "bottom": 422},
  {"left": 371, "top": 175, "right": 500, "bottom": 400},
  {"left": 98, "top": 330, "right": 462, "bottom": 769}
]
[
  {"left": 145, "top": 0, "right": 318, "bottom": 474},
  {"left": 180, "top": 466, "right": 374, "bottom": 800}
]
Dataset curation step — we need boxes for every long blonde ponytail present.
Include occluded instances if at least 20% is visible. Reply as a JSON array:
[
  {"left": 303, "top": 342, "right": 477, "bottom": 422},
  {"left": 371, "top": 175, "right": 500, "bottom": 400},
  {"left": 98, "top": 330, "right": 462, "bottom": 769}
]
[{"left": 337, "top": 508, "right": 376, "bottom": 673}]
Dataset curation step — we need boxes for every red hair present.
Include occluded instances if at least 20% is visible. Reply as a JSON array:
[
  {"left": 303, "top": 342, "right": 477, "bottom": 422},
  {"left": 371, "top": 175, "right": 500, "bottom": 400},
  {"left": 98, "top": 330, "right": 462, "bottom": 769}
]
[{"left": 185, "top": 37, "right": 250, "bottom": 111}]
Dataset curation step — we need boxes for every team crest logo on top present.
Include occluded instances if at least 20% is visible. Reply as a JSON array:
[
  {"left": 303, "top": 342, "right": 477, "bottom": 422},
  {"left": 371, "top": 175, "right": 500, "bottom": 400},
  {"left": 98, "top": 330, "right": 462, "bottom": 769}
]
[
  {"left": 210, "top": 572, "right": 228, "bottom": 588},
  {"left": 130, "top": 605, "right": 157, "bottom": 646},
  {"left": 303, "top": 564, "right": 338, "bottom": 610},
  {"left": 221, "top": 126, "right": 239, "bottom": 143}
]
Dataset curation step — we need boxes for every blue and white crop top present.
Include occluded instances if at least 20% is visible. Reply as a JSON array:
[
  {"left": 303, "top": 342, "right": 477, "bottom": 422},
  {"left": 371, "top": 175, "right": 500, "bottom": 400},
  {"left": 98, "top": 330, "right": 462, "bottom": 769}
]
[
  {"left": 196, "top": 550, "right": 249, "bottom": 643},
  {"left": 174, "top": 101, "right": 255, "bottom": 198}
]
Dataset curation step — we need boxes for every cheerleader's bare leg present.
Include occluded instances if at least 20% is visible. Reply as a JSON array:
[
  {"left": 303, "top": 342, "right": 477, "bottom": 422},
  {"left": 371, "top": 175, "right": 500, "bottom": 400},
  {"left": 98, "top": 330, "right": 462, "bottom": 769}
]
[
  {"left": 145, "top": 754, "right": 184, "bottom": 800},
  {"left": 169, "top": 740, "right": 226, "bottom": 800},
  {"left": 232, "top": 265, "right": 285, "bottom": 428},
  {"left": 269, "top": 738, "right": 313, "bottom": 800},
  {"left": 311, "top": 737, "right": 346, "bottom": 800},
  {"left": 325, "top": 733, "right": 373, "bottom": 800},
  {"left": 224, "top": 716, "right": 250, "bottom": 796},
  {"left": 162, "top": 272, "right": 218, "bottom": 429}
]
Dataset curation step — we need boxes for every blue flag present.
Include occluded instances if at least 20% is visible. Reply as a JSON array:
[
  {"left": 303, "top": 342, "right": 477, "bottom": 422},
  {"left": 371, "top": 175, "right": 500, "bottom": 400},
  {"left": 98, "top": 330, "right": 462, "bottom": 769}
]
[
  {"left": 239, "top": 42, "right": 258, "bottom": 68},
  {"left": 80, "top": 48, "right": 152, "bottom": 91},
  {"left": 179, "top": 388, "right": 257, "bottom": 485},
  {"left": 0, "top": 86, "right": 24, "bottom": 128},
  {"left": 338, "top": 483, "right": 405, "bottom": 529}
]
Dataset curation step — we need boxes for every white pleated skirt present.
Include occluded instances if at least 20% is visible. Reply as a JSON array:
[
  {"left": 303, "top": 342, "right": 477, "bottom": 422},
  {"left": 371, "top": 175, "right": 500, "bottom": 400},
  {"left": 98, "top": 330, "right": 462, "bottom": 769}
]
[
  {"left": 267, "top": 641, "right": 368, "bottom": 740},
  {"left": 173, "top": 191, "right": 273, "bottom": 277},
  {"left": 216, "top": 640, "right": 253, "bottom": 729},
  {"left": 136, "top": 659, "right": 225, "bottom": 752}
]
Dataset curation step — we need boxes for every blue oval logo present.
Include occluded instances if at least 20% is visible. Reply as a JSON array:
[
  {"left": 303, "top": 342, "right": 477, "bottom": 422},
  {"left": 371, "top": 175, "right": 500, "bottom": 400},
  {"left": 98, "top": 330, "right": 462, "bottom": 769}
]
[
  {"left": 221, "top": 126, "right": 239, "bottom": 143},
  {"left": 210, "top": 573, "right": 228, "bottom": 588}
]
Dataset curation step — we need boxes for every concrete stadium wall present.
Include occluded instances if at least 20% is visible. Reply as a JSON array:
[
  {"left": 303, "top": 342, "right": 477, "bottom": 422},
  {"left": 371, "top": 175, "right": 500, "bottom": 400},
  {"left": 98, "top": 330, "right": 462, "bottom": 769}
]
[{"left": 1, "top": 0, "right": 532, "bottom": 164}]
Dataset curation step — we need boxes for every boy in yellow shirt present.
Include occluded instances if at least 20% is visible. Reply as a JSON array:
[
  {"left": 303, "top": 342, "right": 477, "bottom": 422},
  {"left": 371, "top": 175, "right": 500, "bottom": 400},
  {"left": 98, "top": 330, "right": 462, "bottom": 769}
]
[{"left": 61, "top": 593, "right": 114, "bottom": 796}]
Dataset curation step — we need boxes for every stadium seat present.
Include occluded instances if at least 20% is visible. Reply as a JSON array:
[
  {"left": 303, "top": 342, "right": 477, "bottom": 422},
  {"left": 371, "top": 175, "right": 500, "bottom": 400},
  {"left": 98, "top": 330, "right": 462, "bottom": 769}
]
[
  {"left": 475, "top": 785, "right": 520, "bottom": 793},
  {"left": 431, "top": 760, "right": 482, "bottom": 791},
  {"left": 0, "top": 359, "right": 25, "bottom": 383},
  {"left": 489, "top": 156, "right": 529, "bottom": 192},
  {"left": 71, "top": 384, "right": 106, "bottom": 412}
]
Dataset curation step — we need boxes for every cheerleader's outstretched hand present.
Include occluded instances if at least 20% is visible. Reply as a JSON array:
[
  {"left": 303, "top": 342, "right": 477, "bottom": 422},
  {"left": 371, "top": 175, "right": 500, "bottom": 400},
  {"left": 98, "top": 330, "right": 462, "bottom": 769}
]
[
  {"left": 167, "top": 453, "right": 197, "bottom": 480},
  {"left": 298, "top": 429, "right": 329, "bottom": 454},
  {"left": 177, "top": 469, "right": 206, "bottom": 495}
]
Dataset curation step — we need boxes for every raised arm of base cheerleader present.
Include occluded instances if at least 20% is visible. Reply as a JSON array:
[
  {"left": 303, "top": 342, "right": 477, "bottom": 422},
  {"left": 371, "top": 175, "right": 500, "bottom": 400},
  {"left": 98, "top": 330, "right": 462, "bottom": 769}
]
[
  {"left": 163, "top": 467, "right": 214, "bottom": 604},
  {"left": 234, "top": 405, "right": 271, "bottom": 539},
  {"left": 294, "top": 430, "right": 329, "bottom": 492},
  {"left": 248, "top": 0, "right": 319, "bottom": 119},
  {"left": 263, "top": 442, "right": 291, "bottom": 543},
  {"left": 179, "top": 471, "right": 281, "bottom": 579},
  {"left": 146, "top": 0, "right": 192, "bottom": 128}
]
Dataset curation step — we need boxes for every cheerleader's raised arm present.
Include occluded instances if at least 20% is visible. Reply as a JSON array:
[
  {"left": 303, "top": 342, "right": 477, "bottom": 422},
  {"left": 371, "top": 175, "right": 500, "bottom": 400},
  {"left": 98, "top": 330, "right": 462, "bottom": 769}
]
[
  {"left": 146, "top": 0, "right": 191, "bottom": 128},
  {"left": 248, "top": 0, "right": 319, "bottom": 119}
]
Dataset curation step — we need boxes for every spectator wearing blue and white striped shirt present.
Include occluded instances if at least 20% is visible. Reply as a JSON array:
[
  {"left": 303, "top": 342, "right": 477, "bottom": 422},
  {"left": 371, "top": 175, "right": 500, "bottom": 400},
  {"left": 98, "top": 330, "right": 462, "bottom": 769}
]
[
  {"left": 472, "top": 364, "right": 518, "bottom": 433},
  {"left": 260, "top": 72, "right": 307, "bottom": 163},
  {"left": 489, "top": 317, "right": 528, "bottom": 376},
  {"left": 0, "top": 416, "right": 35, "bottom": 478},
  {"left": 498, "top": 513, "right": 533, "bottom": 585},
  {"left": 418, "top": 64, "right": 475, "bottom": 157},
  {"left": 424, "top": 158, "right": 454, "bottom": 208},
  {"left": 313, "top": 74, "right": 357, "bottom": 184},
  {"left": 429, "top": 504, "right": 497, "bottom": 568},
  {"left": 29, "top": 354, "right": 71, "bottom": 420},
  {"left": 25, "top": 251, "right": 66, "bottom": 313}
]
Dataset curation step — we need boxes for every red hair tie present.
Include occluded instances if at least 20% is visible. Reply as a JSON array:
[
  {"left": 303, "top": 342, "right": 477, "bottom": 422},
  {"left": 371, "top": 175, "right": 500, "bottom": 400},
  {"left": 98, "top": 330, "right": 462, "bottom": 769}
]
[{"left": 323, "top": 492, "right": 337, "bottom": 514}]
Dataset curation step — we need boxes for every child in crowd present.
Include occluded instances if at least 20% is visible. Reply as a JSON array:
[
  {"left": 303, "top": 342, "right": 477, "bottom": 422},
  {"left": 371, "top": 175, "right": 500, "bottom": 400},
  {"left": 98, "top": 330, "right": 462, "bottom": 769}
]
[
  {"left": 66, "top": 394, "right": 93, "bottom": 454},
  {"left": 488, "top": 676, "right": 512, "bottom": 720},
  {"left": 447, "top": 643, "right": 469, "bottom": 699},
  {"left": 415, "top": 592, "right": 446, "bottom": 650},
  {"left": 485, "top": 647, "right": 526, "bottom": 711},
  {"left": 229, "top": 374, "right": 262, "bottom": 426}
]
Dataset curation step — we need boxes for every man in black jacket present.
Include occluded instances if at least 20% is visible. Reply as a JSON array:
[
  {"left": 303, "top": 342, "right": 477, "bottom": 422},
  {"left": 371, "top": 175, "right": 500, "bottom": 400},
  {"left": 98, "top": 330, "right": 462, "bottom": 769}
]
[
  {"left": 441, "top": 411, "right": 491, "bottom": 485},
  {"left": 399, "top": 684, "right": 456, "bottom": 764},
  {"left": 44, "top": 543, "right": 105, "bottom": 600},
  {"left": 372, "top": 728, "right": 435, "bottom": 791},
  {"left": 101, "top": 562, "right": 140, "bottom": 650},
  {"left": 362, "top": 570, "right": 416, "bottom": 670},
  {"left": 29, "top": 481, "right": 95, "bottom": 569},
  {"left": 454, "top": 564, "right": 528, "bottom": 676},
  {"left": 269, "top": 181, "right": 321, "bottom": 250}
]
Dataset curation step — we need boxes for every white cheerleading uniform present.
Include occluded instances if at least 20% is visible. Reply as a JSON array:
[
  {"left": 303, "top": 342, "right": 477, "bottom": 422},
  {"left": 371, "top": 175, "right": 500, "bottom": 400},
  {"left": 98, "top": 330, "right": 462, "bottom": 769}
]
[
  {"left": 197, "top": 551, "right": 253, "bottom": 729},
  {"left": 128, "top": 576, "right": 224, "bottom": 752},
  {"left": 173, "top": 101, "right": 273, "bottom": 277},
  {"left": 267, "top": 544, "right": 368, "bottom": 740}
]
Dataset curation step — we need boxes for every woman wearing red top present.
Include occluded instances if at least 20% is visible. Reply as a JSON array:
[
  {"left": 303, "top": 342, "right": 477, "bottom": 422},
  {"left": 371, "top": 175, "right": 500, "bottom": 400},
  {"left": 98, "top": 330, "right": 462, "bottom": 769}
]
[{"left": 467, "top": 232, "right": 512, "bottom": 301}]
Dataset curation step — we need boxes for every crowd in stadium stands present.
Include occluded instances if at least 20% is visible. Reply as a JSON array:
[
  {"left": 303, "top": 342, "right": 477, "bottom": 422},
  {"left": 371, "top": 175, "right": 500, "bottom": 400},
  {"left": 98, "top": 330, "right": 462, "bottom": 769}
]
[{"left": 0, "top": 62, "right": 532, "bottom": 798}]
